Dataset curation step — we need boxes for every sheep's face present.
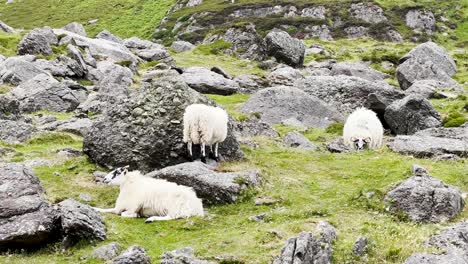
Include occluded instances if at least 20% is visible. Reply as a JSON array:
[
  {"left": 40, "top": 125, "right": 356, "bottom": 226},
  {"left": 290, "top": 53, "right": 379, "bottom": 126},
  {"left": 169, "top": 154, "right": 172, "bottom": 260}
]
[
  {"left": 352, "top": 137, "right": 371, "bottom": 151},
  {"left": 103, "top": 166, "right": 129, "bottom": 185}
]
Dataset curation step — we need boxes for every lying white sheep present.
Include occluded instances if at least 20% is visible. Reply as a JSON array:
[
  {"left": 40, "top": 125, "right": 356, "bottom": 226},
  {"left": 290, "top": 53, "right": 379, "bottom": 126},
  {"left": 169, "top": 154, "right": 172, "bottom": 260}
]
[
  {"left": 94, "top": 166, "right": 204, "bottom": 222},
  {"left": 343, "top": 107, "right": 384, "bottom": 150},
  {"left": 183, "top": 103, "right": 228, "bottom": 163}
]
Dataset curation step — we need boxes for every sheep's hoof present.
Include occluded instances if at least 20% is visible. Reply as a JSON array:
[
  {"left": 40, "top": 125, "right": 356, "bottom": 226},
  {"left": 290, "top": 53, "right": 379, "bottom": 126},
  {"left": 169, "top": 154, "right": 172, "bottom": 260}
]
[
  {"left": 201, "top": 157, "right": 207, "bottom": 163},
  {"left": 214, "top": 157, "right": 220, "bottom": 162}
]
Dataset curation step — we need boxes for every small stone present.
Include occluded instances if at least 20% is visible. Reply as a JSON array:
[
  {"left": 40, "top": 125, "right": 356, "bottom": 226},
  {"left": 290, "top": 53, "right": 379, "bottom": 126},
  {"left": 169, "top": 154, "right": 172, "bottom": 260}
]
[
  {"left": 352, "top": 237, "right": 369, "bottom": 256},
  {"left": 79, "top": 193, "right": 92, "bottom": 202},
  {"left": 248, "top": 213, "right": 268, "bottom": 222},
  {"left": 91, "top": 242, "right": 121, "bottom": 260}
]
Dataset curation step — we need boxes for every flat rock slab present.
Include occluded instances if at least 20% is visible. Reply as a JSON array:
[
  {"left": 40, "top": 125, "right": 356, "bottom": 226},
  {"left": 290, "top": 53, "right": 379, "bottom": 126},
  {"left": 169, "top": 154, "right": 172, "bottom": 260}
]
[{"left": 147, "top": 161, "right": 261, "bottom": 205}]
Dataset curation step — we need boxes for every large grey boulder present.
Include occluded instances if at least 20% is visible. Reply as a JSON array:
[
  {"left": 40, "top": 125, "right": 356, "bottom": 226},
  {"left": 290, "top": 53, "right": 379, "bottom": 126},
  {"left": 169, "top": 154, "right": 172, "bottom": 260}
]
[
  {"left": 0, "top": 56, "right": 49, "bottom": 85},
  {"left": 181, "top": 67, "right": 239, "bottom": 95},
  {"left": 283, "top": 132, "right": 317, "bottom": 150},
  {"left": 147, "top": 161, "right": 260, "bottom": 205},
  {"left": 95, "top": 30, "right": 123, "bottom": 44},
  {"left": 406, "top": 10, "right": 436, "bottom": 34},
  {"left": 331, "top": 62, "right": 386, "bottom": 82},
  {"left": 17, "top": 27, "right": 57, "bottom": 56},
  {"left": 33, "top": 56, "right": 85, "bottom": 78},
  {"left": 134, "top": 48, "right": 171, "bottom": 62},
  {"left": 39, "top": 117, "right": 93, "bottom": 136},
  {"left": 273, "top": 221, "right": 336, "bottom": 264},
  {"left": 0, "top": 94, "right": 20, "bottom": 119},
  {"left": 171, "top": 41, "right": 195, "bottom": 53},
  {"left": 94, "top": 61, "right": 133, "bottom": 97},
  {"left": 111, "top": 245, "right": 151, "bottom": 264},
  {"left": 385, "top": 164, "right": 465, "bottom": 223},
  {"left": 62, "top": 22, "right": 87, "bottom": 37},
  {"left": 405, "top": 80, "right": 457, "bottom": 99},
  {"left": 265, "top": 30, "right": 305, "bottom": 67},
  {"left": 83, "top": 72, "right": 243, "bottom": 172},
  {"left": 426, "top": 221, "right": 468, "bottom": 255},
  {"left": 53, "top": 29, "right": 139, "bottom": 64},
  {"left": 66, "top": 45, "right": 87, "bottom": 76},
  {"left": 58, "top": 199, "right": 106, "bottom": 247},
  {"left": 221, "top": 24, "right": 266, "bottom": 61},
  {"left": 295, "top": 75, "right": 404, "bottom": 116},
  {"left": 349, "top": 3, "right": 387, "bottom": 24},
  {"left": 0, "top": 119, "right": 35, "bottom": 144},
  {"left": 0, "top": 20, "right": 15, "bottom": 33},
  {"left": 267, "top": 65, "right": 303, "bottom": 86},
  {"left": 384, "top": 95, "right": 441, "bottom": 135},
  {"left": 396, "top": 42, "right": 457, "bottom": 90},
  {"left": 389, "top": 126, "right": 468, "bottom": 158},
  {"left": 0, "top": 163, "right": 60, "bottom": 250},
  {"left": 11, "top": 74, "right": 87, "bottom": 113},
  {"left": 241, "top": 86, "right": 343, "bottom": 128},
  {"left": 123, "top": 37, "right": 164, "bottom": 50},
  {"left": 161, "top": 247, "right": 215, "bottom": 264}
]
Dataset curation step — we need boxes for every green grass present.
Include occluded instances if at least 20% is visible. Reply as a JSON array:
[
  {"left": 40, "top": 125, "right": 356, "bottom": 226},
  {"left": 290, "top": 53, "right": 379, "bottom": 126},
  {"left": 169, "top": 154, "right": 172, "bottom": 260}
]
[
  {"left": 431, "top": 95, "right": 468, "bottom": 127},
  {"left": 28, "top": 110, "right": 76, "bottom": 121},
  {"left": 0, "top": 84, "right": 13, "bottom": 94},
  {"left": 207, "top": 93, "right": 251, "bottom": 121},
  {"left": 0, "top": 32, "right": 21, "bottom": 56},
  {"left": 0, "top": 0, "right": 175, "bottom": 39}
]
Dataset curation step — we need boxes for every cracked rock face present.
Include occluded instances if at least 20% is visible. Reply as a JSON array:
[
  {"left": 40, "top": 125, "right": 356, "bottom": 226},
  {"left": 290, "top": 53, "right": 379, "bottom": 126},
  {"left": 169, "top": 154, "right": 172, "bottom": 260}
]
[{"left": 385, "top": 164, "right": 465, "bottom": 223}]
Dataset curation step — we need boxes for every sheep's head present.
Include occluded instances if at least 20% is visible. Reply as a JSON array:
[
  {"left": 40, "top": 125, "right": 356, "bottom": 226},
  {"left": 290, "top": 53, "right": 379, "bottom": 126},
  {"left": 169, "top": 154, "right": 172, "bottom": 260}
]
[
  {"left": 351, "top": 137, "right": 371, "bottom": 151},
  {"left": 103, "top": 165, "right": 129, "bottom": 185}
]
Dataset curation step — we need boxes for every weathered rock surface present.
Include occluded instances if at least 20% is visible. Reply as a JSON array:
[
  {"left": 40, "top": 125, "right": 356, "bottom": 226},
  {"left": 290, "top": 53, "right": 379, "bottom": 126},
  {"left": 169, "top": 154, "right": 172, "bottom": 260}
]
[
  {"left": 17, "top": 27, "right": 57, "bottom": 56},
  {"left": 283, "top": 132, "right": 317, "bottom": 150},
  {"left": 94, "top": 61, "right": 133, "bottom": 97},
  {"left": 265, "top": 30, "right": 305, "bottom": 67},
  {"left": 404, "top": 252, "right": 468, "bottom": 264},
  {"left": 161, "top": 247, "right": 215, "bottom": 264},
  {"left": 405, "top": 80, "right": 456, "bottom": 99},
  {"left": 0, "top": 20, "right": 15, "bottom": 33},
  {"left": 353, "top": 237, "right": 369, "bottom": 256},
  {"left": 241, "top": 86, "right": 343, "bottom": 128},
  {"left": 0, "top": 94, "right": 20, "bottom": 119},
  {"left": 234, "top": 117, "right": 279, "bottom": 139},
  {"left": 0, "top": 163, "right": 60, "bottom": 250},
  {"left": 83, "top": 72, "right": 243, "bottom": 172},
  {"left": 345, "top": 26, "right": 369, "bottom": 38},
  {"left": 111, "top": 245, "right": 151, "bottom": 264},
  {"left": 91, "top": 242, "right": 121, "bottom": 261},
  {"left": 349, "top": 3, "right": 387, "bottom": 24},
  {"left": 233, "top": 74, "right": 268, "bottom": 93},
  {"left": 389, "top": 126, "right": 468, "bottom": 158},
  {"left": 273, "top": 221, "right": 336, "bottom": 264},
  {"left": 181, "top": 67, "right": 239, "bottom": 95},
  {"left": 221, "top": 24, "right": 266, "bottom": 61},
  {"left": 58, "top": 199, "right": 106, "bottom": 247},
  {"left": 384, "top": 95, "right": 441, "bottom": 135},
  {"left": 39, "top": 117, "right": 93, "bottom": 136},
  {"left": 147, "top": 161, "right": 260, "bottom": 205},
  {"left": 11, "top": 74, "right": 87, "bottom": 113},
  {"left": 62, "top": 22, "right": 87, "bottom": 37},
  {"left": 331, "top": 62, "right": 386, "bottom": 82},
  {"left": 406, "top": 10, "right": 436, "bottom": 34},
  {"left": 171, "top": 40, "right": 195, "bottom": 53},
  {"left": 95, "top": 30, "right": 123, "bottom": 44},
  {"left": 385, "top": 164, "right": 465, "bottom": 223},
  {"left": 396, "top": 42, "right": 457, "bottom": 90},
  {"left": 267, "top": 65, "right": 303, "bottom": 86},
  {"left": 0, "top": 119, "right": 35, "bottom": 143},
  {"left": 327, "top": 137, "right": 352, "bottom": 153},
  {"left": 426, "top": 220, "right": 468, "bottom": 255},
  {"left": 295, "top": 76, "right": 404, "bottom": 117},
  {"left": 0, "top": 56, "right": 49, "bottom": 85}
]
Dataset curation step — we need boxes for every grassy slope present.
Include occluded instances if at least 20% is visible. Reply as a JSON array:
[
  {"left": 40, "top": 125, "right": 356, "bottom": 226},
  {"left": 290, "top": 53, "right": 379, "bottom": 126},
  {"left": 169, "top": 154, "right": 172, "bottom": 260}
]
[{"left": 0, "top": 0, "right": 175, "bottom": 39}]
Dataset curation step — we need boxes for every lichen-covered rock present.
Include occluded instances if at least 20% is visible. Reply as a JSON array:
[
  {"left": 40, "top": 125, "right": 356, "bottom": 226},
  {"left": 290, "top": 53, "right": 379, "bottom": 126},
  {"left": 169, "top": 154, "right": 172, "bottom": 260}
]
[
  {"left": 171, "top": 40, "right": 195, "bottom": 53},
  {"left": 95, "top": 30, "right": 123, "bottom": 44},
  {"left": 406, "top": 10, "right": 436, "bottom": 34},
  {"left": 426, "top": 220, "right": 468, "bottom": 255},
  {"left": 0, "top": 119, "right": 36, "bottom": 144},
  {"left": 385, "top": 164, "right": 465, "bottom": 223},
  {"left": 39, "top": 117, "right": 93, "bottom": 136},
  {"left": 384, "top": 95, "right": 441, "bottom": 135},
  {"left": 331, "top": 62, "right": 387, "bottom": 82},
  {"left": 221, "top": 24, "right": 266, "bottom": 61},
  {"left": 267, "top": 65, "right": 304, "bottom": 86},
  {"left": 265, "top": 30, "right": 305, "bottom": 67},
  {"left": 241, "top": 86, "right": 344, "bottom": 128},
  {"left": 58, "top": 199, "right": 106, "bottom": 247},
  {"left": 389, "top": 126, "right": 468, "bottom": 158},
  {"left": 0, "top": 163, "right": 60, "bottom": 250},
  {"left": 83, "top": 71, "right": 243, "bottom": 172},
  {"left": 91, "top": 242, "right": 121, "bottom": 260},
  {"left": 0, "top": 56, "right": 49, "bottom": 85},
  {"left": 111, "top": 245, "right": 151, "bottom": 264},
  {"left": 349, "top": 3, "right": 387, "bottom": 24},
  {"left": 147, "top": 161, "right": 260, "bottom": 205},
  {"left": 161, "top": 247, "right": 216, "bottom": 264},
  {"left": 345, "top": 26, "right": 369, "bottom": 38},
  {"left": 17, "top": 27, "right": 57, "bottom": 56}
]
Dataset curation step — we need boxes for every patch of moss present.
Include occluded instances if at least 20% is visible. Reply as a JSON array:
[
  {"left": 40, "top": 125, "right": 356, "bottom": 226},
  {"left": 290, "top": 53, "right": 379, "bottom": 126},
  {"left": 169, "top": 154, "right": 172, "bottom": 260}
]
[
  {"left": 194, "top": 40, "right": 233, "bottom": 56},
  {"left": 443, "top": 111, "right": 467, "bottom": 127}
]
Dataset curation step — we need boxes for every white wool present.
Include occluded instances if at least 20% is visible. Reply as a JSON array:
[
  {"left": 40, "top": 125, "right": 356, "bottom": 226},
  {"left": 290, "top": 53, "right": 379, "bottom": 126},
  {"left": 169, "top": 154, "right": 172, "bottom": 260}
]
[
  {"left": 183, "top": 104, "right": 228, "bottom": 146},
  {"left": 114, "top": 171, "right": 204, "bottom": 219},
  {"left": 343, "top": 108, "right": 384, "bottom": 150}
]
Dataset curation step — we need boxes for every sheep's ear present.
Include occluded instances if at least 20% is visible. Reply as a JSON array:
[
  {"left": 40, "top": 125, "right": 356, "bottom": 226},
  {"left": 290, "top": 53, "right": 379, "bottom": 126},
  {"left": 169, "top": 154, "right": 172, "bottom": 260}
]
[
  {"left": 351, "top": 136, "right": 358, "bottom": 142},
  {"left": 364, "top": 137, "right": 371, "bottom": 143}
]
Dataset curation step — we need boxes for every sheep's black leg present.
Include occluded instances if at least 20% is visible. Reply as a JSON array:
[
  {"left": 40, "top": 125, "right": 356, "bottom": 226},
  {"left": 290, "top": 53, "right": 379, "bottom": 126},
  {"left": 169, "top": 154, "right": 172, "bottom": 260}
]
[
  {"left": 187, "top": 142, "right": 193, "bottom": 161},
  {"left": 208, "top": 145, "right": 216, "bottom": 160},
  {"left": 214, "top": 143, "right": 220, "bottom": 162}
]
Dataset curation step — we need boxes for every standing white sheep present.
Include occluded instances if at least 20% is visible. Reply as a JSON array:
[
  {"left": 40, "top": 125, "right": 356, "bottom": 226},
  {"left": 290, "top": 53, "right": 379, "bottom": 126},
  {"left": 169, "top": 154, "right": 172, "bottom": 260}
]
[
  {"left": 94, "top": 166, "right": 204, "bottom": 222},
  {"left": 183, "top": 103, "right": 228, "bottom": 163},
  {"left": 343, "top": 108, "right": 384, "bottom": 150}
]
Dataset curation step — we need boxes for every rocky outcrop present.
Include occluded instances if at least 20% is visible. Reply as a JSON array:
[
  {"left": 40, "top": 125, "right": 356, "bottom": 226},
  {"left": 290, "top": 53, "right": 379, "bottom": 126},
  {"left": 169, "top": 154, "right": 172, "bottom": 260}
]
[
  {"left": 330, "top": 62, "right": 386, "bottom": 82},
  {"left": 349, "top": 3, "right": 387, "bottom": 24},
  {"left": 17, "top": 27, "right": 57, "bottom": 56},
  {"left": 405, "top": 10, "right": 436, "bottom": 34},
  {"left": 58, "top": 199, "right": 106, "bottom": 248},
  {"left": 396, "top": 42, "right": 457, "bottom": 90},
  {"left": 0, "top": 119, "right": 36, "bottom": 144},
  {"left": 273, "top": 221, "right": 336, "bottom": 264},
  {"left": 83, "top": 72, "right": 243, "bottom": 172},
  {"left": 345, "top": 26, "right": 369, "bottom": 38},
  {"left": 304, "top": 25, "right": 333, "bottom": 41},
  {"left": 171, "top": 40, "right": 195, "bottom": 53},
  {"left": 0, "top": 163, "right": 60, "bottom": 250},
  {"left": 147, "top": 161, "right": 260, "bottom": 205},
  {"left": 384, "top": 95, "right": 441, "bottom": 135},
  {"left": 265, "top": 30, "right": 305, "bottom": 67},
  {"left": 0, "top": 56, "right": 49, "bottom": 85},
  {"left": 385, "top": 164, "right": 465, "bottom": 223},
  {"left": 388, "top": 126, "right": 468, "bottom": 158},
  {"left": 221, "top": 24, "right": 266, "bottom": 61},
  {"left": 181, "top": 66, "right": 239, "bottom": 95},
  {"left": 240, "top": 86, "right": 344, "bottom": 128},
  {"left": 11, "top": 74, "right": 87, "bottom": 113},
  {"left": 295, "top": 76, "right": 404, "bottom": 118}
]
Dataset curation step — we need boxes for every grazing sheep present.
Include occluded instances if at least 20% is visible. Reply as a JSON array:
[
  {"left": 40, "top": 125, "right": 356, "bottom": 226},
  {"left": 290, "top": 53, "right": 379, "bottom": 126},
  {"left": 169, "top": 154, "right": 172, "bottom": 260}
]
[
  {"left": 343, "top": 108, "right": 384, "bottom": 150},
  {"left": 94, "top": 166, "right": 204, "bottom": 222},
  {"left": 183, "top": 104, "right": 228, "bottom": 163}
]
